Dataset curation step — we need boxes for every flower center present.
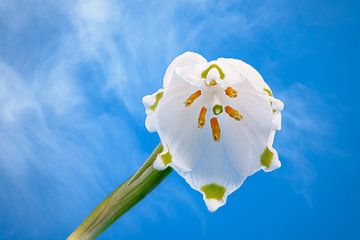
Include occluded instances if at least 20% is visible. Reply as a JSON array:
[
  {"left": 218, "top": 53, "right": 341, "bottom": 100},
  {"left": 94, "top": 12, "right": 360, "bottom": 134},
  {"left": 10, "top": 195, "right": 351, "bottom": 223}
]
[{"left": 183, "top": 64, "right": 244, "bottom": 141}]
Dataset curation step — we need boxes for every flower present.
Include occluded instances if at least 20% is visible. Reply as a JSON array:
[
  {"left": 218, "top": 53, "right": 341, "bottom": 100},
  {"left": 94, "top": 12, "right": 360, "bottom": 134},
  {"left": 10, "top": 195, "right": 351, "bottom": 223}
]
[{"left": 143, "top": 52, "right": 284, "bottom": 212}]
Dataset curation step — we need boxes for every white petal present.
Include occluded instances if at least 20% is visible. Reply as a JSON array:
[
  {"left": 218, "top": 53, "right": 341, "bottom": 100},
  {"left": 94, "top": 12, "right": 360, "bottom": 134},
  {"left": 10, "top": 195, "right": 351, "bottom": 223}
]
[
  {"left": 163, "top": 52, "right": 207, "bottom": 88},
  {"left": 205, "top": 199, "right": 226, "bottom": 212},
  {"left": 270, "top": 97, "right": 284, "bottom": 130},
  {"left": 262, "top": 130, "right": 281, "bottom": 172},
  {"left": 142, "top": 89, "right": 163, "bottom": 132},
  {"left": 179, "top": 136, "right": 246, "bottom": 212},
  {"left": 173, "top": 112, "right": 247, "bottom": 211},
  {"left": 271, "top": 97, "right": 284, "bottom": 112},
  {"left": 218, "top": 80, "right": 273, "bottom": 176},
  {"left": 272, "top": 112, "right": 282, "bottom": 130},
  {"left": 175, "top": 63, "right": 209, "bottom": 87},
  {"left": 218, "top": 58, "right": 270, "bottom": 92},
  {"left": 220, "top": 58, "right": 284, "bottom": 131},
  {"left": 214, "top": 60, "right": 245, "bottom": 85},
  {"left": 145, "top": 114, "right": 157, "bottom": 132},
  {"left": 156, "top": 75, "right": 208, "bottom": 171}
]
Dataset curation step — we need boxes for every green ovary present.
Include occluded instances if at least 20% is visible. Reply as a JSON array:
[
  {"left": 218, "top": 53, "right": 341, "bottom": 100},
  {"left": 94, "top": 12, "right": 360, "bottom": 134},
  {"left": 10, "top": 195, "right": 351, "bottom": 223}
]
[{"left": 212, "top": 105, "right": 223, "bottom": 115}]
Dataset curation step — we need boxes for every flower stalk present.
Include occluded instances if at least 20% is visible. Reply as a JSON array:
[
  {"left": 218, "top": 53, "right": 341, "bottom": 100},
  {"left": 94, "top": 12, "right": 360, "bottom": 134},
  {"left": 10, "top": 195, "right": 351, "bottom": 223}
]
[{"left": 67, "top": 144, "right": 172, "bottom": 240}]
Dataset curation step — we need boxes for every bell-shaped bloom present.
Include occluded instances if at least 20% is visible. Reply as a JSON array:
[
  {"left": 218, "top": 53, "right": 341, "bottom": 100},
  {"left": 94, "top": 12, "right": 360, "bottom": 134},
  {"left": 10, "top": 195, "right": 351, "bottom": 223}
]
[{"left": 143, "top": 52, "right": 284, "bottom": 212}]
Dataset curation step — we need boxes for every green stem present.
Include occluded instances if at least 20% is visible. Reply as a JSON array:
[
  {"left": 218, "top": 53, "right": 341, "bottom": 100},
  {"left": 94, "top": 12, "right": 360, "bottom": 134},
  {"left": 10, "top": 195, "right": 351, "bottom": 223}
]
[{"left": 67, "top": 144, "right": 172, "bottom": 240}]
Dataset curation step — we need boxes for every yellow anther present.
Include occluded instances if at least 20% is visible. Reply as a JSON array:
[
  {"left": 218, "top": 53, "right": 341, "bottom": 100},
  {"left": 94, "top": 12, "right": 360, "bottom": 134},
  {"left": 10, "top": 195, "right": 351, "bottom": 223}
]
[
  {"left": 210, "top": 117, "right": 221, "bottom": 141},
  {"left": 184, "top": 90, "right": 201, "bottom": 107},
  {"left": 225, "top": 105, "right": 243, "bottom": 121},
  {"left": 198, "top": 107, "right": 207, "bottom": 128},
  {"left": 225, "top": 87, "right": 238, "bottom": 98}
]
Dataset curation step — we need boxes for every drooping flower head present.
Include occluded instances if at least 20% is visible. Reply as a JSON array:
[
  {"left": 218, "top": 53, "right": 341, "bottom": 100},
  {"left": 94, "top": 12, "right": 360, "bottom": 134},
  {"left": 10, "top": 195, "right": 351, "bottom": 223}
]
[{"left": 143, "top": 52, "right": 284, "bottom": 212}]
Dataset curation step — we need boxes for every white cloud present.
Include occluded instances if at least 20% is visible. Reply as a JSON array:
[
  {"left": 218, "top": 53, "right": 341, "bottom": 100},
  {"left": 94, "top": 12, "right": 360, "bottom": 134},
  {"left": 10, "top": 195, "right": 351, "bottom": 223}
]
[
  {"left": 277, "top": 83, "right": 334, "bottom": 203},
  {"left": 0, "top": 62, "right": 39, "bottom": 124},
  {"left": 0, "top": 1, "right": 143, "bottom": 236}
]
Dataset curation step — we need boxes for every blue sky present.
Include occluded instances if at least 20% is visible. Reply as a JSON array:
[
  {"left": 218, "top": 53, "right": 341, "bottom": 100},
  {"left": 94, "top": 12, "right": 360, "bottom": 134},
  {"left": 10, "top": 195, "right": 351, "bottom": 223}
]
[{"left": 0, "top": 0, "right": 359, "bottom": 239}]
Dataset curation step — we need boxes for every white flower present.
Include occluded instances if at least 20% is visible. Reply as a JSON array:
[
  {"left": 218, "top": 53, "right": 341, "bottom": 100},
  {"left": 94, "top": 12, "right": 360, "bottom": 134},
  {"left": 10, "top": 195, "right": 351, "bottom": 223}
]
[{"left": 143, "top": 52, "right": 284, "bottom": 212}]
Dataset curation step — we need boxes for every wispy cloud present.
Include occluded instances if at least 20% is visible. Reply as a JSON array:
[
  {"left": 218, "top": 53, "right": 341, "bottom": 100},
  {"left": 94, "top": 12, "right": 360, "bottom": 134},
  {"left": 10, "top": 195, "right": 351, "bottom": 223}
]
[
  {"left": 0, "top": 1, "right": 141, "bottom": 238},
  {"left": 276, "top": 83, "right": 335, "bottom": 204}
]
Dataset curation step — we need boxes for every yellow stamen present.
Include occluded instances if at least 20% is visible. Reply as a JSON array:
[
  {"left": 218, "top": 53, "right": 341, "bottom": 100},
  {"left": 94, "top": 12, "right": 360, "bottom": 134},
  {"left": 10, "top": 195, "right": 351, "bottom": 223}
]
[
  {"left": 184, "top": 90, "right": 201, "bottom": 107},
  {"left": 225, "top": 87, "right": 238, "bottom": 98},
  {"left": 225, "top": 105, "right": 243, "bottom": 121},
  {"left": 198, "top": 107, "right": 207, "bottom": 128},
  {"left": 210, "top": 117, "right": 221, "bottom": 141}
]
